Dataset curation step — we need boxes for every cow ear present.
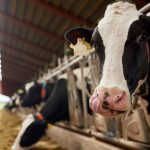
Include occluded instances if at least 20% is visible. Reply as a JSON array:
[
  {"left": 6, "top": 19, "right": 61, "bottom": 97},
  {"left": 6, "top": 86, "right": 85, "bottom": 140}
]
[
  {"left": 64, "top": 27, "right": 94, "bottom": 44},
  {"left": 140, "top": 15, "right": 150, "bottom": 35}
]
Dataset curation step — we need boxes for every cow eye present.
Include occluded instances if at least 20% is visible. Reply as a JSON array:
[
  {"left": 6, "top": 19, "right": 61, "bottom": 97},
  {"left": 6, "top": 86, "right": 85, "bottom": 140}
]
[{"left": 137, "top": 32, "right": 147, "bottom": 42}]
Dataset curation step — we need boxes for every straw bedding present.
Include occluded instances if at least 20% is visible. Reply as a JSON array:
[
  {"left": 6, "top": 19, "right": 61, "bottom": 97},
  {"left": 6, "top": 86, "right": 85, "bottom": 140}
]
[{"left": 0, "top": 110, "right": 65, "bottom": 150}]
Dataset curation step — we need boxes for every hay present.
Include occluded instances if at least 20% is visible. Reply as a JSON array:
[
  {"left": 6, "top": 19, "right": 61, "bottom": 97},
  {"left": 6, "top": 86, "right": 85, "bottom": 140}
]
[{"left": 0, "top": 110, "right": 66, "bottom": 150}]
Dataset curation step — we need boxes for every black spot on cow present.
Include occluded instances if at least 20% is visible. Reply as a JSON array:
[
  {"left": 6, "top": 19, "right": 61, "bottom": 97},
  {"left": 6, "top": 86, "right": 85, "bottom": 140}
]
[
  {"left": 20, "top": 119, "right": 47, "bottom": 147},
  {"left": 21, "top": 82, "right": 55, "bottom": 108}
]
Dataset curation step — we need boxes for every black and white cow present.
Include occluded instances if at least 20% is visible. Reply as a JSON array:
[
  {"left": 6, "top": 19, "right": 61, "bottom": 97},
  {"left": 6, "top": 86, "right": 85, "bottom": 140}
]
[
  {"left": 11, "top": 79, "right": 69, "bottom": 150},
  {"left": 12, "top": 70, "right": 92, "bottom": 150},
  {"left": 4, "top": 88, "right": 26, "bottom": 111},
  {"left": 65, "top": 1, "right": 150, "bottom": 116},
  {"left": 20, "top": 81, "right": 55, "bottom": 108}
]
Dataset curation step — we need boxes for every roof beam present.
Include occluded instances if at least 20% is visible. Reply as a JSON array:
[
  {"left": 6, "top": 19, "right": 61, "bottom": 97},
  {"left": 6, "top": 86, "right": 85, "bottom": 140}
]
[
  {"left": 26, "top": 0, "right": 93, "bottom": 26},
  {"left": 2, "top": 76, "right": 25, "bottom": 85},
  {"left": 0, "top": 10, "right": 64, "bottom": 43},
  {"left": 2, "top": 70, "right": 30, "bottom": 82},
  {"left": 0, "top": 29, "right": 61, "bottom": 56},
  {"left": 1, "top": 61, "right": 35, "bottom": 75},
  {"left": 1, "top": 53, "right": 39, "bottom": 71},
  {"left": 2, "top": 73, "right": 28, "bottom": 84},
  {"left": 1, "top": 56, "right": 38, "bottom": 73},
  {"left": 0, "top": 42, "right": 48, "bottom": 63},
  {"left": 1, "top": 61, "right": 36, "bottom": 75},
  {"left": 1, "top": 63, "right": 36, "bottom": 77},
  {"left": 2, "top": 71, "right": 32, "bottom": 83},
  {"left": 1, "top": 50, "right": 43, "bottom": 68}
]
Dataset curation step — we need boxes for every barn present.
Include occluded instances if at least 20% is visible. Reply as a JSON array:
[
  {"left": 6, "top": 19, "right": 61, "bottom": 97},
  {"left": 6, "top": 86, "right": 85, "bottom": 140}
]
[{"left": 0, "top": 0, "right": 150, "bottom": 150}]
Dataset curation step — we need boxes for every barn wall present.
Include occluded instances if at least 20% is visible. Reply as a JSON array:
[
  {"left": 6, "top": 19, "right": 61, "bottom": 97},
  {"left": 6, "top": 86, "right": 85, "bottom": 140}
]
[
  {"left": 0, "top": 80, "right": 2, "bottom": 94},
  {"left": 1, "top": 78, "right": 24, "bottom": 96}
]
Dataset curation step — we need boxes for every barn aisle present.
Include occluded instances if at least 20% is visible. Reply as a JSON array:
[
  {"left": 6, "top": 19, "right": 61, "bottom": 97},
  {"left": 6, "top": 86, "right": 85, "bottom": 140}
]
[{"left": 0, "top": 109, "right": 66, "bottom": 150}]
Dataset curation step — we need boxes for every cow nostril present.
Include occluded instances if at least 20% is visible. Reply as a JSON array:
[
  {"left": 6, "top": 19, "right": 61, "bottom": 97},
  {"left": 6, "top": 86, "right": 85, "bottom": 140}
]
[
  {"left": 116, "top": 92, "right": 125, "bottom": 103},
  {"left": 103, "top": 101, "right": 109, "bottom": 106},
  {"left": 102, "top": 101, "right": 109, "bottom": 110}
]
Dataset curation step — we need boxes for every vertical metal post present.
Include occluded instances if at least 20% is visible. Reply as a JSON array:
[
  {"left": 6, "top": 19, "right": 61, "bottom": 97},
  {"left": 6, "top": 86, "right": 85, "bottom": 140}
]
[
  {"left": 67, "top": 68, "right": 83, "bottom": 127},
  {"left": 79, "top": 60, "right": 88, "bottom": 128}
]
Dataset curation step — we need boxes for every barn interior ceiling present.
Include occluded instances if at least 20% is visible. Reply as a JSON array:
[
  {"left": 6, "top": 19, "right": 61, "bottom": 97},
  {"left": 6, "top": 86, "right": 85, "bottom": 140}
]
[{"left": 0, "top": 0, "right": 149, "bottom": 95}]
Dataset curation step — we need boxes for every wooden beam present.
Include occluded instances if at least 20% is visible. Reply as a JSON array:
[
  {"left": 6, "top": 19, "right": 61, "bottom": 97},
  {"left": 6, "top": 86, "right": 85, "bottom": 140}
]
[
  {"left": 1, "top": 57, "right": 38, "bottom": 73},
  {"left": 26, "top": 0, "right": 93, "bottom": 26},
  {"left": 1, "top": 54, "right": 39, "bottom": 72},
  {"left": 84, "top": 1, "right": 104, "bottom": 18},
  {"left": 0, "top": 10, "right": 64, "bottom": 43},
  {"left": 2, "top": 70, "right": 30, "bottom": 82},
  {"left": 2, "top": 76, "right": 25, "bottom": 85},
  {"left": 1, "top": 64, "right": 35, "bottom": 77},
  {"left": 2, "top": 72, "right": 31, "bottom": 83},
  {"left": 1, "top": 50, "right": 43, "bottom": 68},
  {"left": 2, "top": 73, "right": 28, "bottom": 84},
  {"left": 2, "top": 73, "right": 29, "bottom": 82},
  {"left": 1, "top": 61, "right": 36, "bottom": 76},
  {"left": 0, "top": 29, "right": 61, "bottom": 56},
  {"left": 2, "top": 70, "right": 33, "bottom": 81},
  {"left": 0, "top": 42, "right": 48, "bottom": 63}
]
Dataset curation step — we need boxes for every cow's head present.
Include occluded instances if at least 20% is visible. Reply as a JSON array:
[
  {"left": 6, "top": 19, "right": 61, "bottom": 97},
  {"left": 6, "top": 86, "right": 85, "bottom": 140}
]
[
  {"left": 11, "top": 114, "right": 47, "bottom": 150},
  {"left": 21, "top": 82, "right": 42, "bottom": 107},
  {"left": 65, "top": 1, "right": 150, "bottom": 116},
  {"left": 4, "top": 88, "right": 26, "bottom": 110}
]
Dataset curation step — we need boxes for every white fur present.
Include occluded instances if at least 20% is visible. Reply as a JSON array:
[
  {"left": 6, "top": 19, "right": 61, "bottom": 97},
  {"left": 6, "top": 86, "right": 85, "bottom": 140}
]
[
  {"left": 11, "top": 114, "right": 35, "bottom": 150},
  {"left": 97, "top": 2, "right": 141, "bottom": 104},
  {"left": 25, "top": 82, "right": 34, "bottom": 92}
]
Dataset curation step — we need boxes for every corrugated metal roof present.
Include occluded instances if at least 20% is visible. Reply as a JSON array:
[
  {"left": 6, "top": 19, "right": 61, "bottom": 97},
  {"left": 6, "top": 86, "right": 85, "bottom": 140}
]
[{"left": 0, "top": 0, "right": 149, "bottom": 94}]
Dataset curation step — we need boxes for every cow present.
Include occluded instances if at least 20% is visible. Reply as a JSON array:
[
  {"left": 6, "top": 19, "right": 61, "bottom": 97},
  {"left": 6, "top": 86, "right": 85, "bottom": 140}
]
[
  {"left": 11, "top": 79, "right": 69, "bottom": 150},
  {"left": 4, "top": 82, "right": 55, "bottom": 111},
  {"left": 20, "top": 81, "right": 55, "bottom": 108},
  {"left": 65, "top": 1, "right": 150, "bottom": 116},
  {"left": 12, "top": 71, "right": 92, "bottom": 150},
  {"left": 4, "top": 88, "right": 26, "bottom": 111}
]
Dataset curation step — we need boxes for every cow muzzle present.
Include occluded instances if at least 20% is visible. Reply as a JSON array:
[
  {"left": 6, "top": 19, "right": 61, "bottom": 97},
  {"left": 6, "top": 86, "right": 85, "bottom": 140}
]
[{"left": 89, "top": 86, "right": 130, "bottom": 116}]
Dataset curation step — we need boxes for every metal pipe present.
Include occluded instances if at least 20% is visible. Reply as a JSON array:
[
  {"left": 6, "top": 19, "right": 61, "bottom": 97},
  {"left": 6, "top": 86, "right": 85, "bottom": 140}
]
[
  {"left": 80, "top": 61, "right": 88, "bottom": 128},
  {"left": 139, "top": 3, "right": 150, "bottom": 13},
  {"left": 39, "top": 55, "right": 85, "bottom": 82}
]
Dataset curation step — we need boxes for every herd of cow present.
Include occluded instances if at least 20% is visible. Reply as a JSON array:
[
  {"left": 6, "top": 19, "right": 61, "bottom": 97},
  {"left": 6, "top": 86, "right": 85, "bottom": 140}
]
[{"left": 4, "top": 1, "right": 150, "bottom": 150}]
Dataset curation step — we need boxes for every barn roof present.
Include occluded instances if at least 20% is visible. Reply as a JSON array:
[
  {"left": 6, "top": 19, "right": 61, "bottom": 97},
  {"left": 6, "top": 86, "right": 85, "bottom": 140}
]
[{"left": 0, "top": 0, "right": 149, "bottom": 95}]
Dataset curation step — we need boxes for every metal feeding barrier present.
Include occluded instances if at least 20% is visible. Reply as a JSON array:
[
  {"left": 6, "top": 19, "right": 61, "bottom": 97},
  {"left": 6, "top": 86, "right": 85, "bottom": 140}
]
[
  {"left": 38, "top": 3, "right": 150, "bottom": 150},
  {"left": 38, "top": 52, "right": 100, "bottom": 129}
]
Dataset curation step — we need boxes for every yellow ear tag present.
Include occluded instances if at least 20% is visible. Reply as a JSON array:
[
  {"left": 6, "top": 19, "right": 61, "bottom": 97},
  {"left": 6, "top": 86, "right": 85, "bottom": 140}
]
[
  {"left": 70, "top": 38, "right": 95, "bottom": 56},
  {"left": 48, "top": 123, "right": 53, "bottom": 129},
  {"left": 18, "top": 89, "right": 24, "bottom": 94}
]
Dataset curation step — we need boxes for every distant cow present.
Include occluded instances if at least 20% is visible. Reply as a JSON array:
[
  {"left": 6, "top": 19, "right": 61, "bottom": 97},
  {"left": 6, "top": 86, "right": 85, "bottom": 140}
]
[
  {"left": 12, "top": 73, "right": 92, "bottom": 150},
  {"left": 5, "top": 82, "right": 55, "bottom": 111},
  {"left": 20, "top": 81, "right": 55, "bottom": 108},
  {"left": 4, "top": 88, "right": 26, "bottom": 110},
  {"left": 11, "top": 79, "right": 69, "bottom": 150},
  {"left": 65, "top": 1, "right": 150, "bottom": 116}
]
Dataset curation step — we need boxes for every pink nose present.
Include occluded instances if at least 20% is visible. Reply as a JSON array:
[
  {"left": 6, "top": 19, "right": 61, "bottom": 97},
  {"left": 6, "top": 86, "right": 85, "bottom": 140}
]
[{"left": 89, "top": 87, "right": 129, "bottom": 116}]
